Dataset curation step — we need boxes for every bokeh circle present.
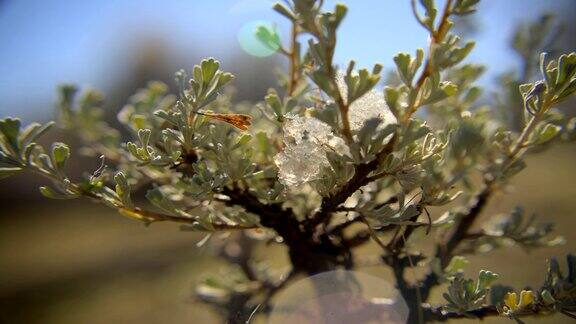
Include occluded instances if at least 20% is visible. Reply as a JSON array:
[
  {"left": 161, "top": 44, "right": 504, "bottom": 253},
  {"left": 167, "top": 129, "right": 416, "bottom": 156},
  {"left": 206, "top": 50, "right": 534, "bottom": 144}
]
[
  {"left": 237, "top": 20, "right": 279, "bottom": 57},
  {"left": 269, "top": 270, "right": 409, "bottom": 323}
]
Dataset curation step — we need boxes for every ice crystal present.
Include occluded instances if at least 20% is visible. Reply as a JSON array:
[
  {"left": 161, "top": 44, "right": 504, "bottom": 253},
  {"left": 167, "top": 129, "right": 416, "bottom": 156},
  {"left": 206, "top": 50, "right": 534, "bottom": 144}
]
[
  {"left": 283, "top": 115, "right": 333, "bottom": 145},
  {"left": 274, "top": 73, "right": 398, "bottom": 188},
  {"left": 336, "top": 72, "right": 397, "bottom": 131},
  {"left": 274, "top": 116, "right": 346, "bottom": 187},
  {"left": 274, "top": 139, "right": 328, "bottom": 187}
]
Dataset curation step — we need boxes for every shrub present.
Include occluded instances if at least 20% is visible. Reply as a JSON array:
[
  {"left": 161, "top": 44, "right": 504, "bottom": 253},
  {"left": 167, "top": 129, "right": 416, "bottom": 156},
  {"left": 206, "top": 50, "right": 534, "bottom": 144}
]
[{"left": 1, "top": 0, "right": 575, "bottom": 322}]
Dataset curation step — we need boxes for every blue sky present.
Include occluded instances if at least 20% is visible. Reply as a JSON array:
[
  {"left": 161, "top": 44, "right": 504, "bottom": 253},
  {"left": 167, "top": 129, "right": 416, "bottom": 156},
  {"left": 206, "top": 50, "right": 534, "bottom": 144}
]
[{"left": 0, "top": 0, "right": 571, "bottom": 119}]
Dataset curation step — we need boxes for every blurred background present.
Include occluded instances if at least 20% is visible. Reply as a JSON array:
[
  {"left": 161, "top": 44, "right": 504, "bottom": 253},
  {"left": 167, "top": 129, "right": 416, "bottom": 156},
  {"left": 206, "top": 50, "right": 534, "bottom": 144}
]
[{"left": 0, "top": 0, "right": 575, "bottom": 323}]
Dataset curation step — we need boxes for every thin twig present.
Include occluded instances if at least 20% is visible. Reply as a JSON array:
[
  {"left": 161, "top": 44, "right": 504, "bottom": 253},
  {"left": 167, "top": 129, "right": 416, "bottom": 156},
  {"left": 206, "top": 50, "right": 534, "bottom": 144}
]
[
  {"left": 560, "top": 310, "right": 576, "bottom": 320},
  {"left": 423, "top": 304, "right": 499, "bottom": 321},
  {"left": 402, "top": 234, "right": 424, "bottom": 324},
  {"left": 357, "top": 212, "right": 388, "bottom": 252},
  {"left": 286, "top": 23, "right": 300, "bottom": 96},
  {"left": 402, "top": 0, "right": 454, "bottom": 123}
]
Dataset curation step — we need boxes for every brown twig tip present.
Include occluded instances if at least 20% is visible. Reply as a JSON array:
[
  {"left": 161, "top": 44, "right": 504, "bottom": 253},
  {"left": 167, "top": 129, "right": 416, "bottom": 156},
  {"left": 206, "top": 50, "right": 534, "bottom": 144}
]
[{"left": 198, "top": 111, "right": 253, "bottom": 131}]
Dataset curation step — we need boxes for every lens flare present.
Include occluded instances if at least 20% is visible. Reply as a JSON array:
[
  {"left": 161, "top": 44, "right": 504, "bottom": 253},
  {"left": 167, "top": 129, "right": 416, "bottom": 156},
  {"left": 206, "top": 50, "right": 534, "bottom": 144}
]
[
  {"left": 269, "top": 270, "right": 409, "bottom": 323},
  {"left": 237, "top": 20, "right": 279, "bottom": 57}
]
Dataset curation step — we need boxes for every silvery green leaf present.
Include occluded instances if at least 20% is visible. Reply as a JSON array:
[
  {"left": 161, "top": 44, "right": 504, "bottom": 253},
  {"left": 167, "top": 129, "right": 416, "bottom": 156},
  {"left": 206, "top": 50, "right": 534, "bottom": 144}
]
[
  {"left": 138, "top": 129, "right": 151, "bottom": 147},
  {"left": 309, "top": 70, "right": 336, "bottom": 97},
  {"left": 434, "top": 211, "right": 458, "bottom": 227},
  {"left": 37, "top": 153, "right": 55, "bottom": 173},
  {"left": 255, "top": 24, "right": 281, "bottom": 52},
  {"left": 397, "top": 120, "right": 431, "bottom": 149},
  {"left": 0, "top": 167, "right": 23, "bottom": 180},
  {"left": 195, "top": 214, "right": 216, "bottom": 231},
  {"left": 18, "top": 121, "right": 54, "bottom": 150},
  {"left": 273, "top": 2, "right": 296, "bottom": 21},
  {"left": 557, "top": 78, "right": 576, "bottom": 101},
  {"left": 501, "top": 158, "right": 526, "bottom": 180},
  {"left": 114, "top": 172, "right": 133, "bottom": 209},
  {"left": 479, "top": 206, "right": 564, "bottom": 250},
  {"left": 51, "top": 143, "right": 70, "bottom": 170},
  {"left": 443, "top": 269, "right": 498, "bottom": 313},
  {"left": 534, "top": 123, "right": 562, "bottom": 145},
  {"left": 146, "top": 187, "right": 188, "bottom": 216},
  {"left": 384, "top": 86, "right": 402, "bottom": 116},
  {"left": 39, "top": 185, "right": 76, "bottom": 200},
  {"left": 477, "top": 270, "right": 499, "bottom": 291},
  {"left": 231, "top": 134, "right": 252, "bottom": 151},
  {"left": 393, "top": 50, "right": 423, "bottom": 86},
  {"left": 0, "top": 117, "right": 21, "bottom": 153},
  {"left": 0, "top": 151, "right": 20, "bottom": 168},
  {"left": 554, "top": 53, "right": 576, "bottom": 91},
  {"left": 264, "top": 89, "right": 283, "bottom": 118},
  {"left": 453, "top": 0, "right": 480, "bottom": 15},
  {"left": 344, "top": 62, "right": 382, "bottom": 104}
]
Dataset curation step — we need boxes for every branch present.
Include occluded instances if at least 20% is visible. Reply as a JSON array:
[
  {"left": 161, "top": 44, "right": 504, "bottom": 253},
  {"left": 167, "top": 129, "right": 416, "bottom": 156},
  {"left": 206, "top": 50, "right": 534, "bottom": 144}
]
[
  {"left": 423, "top": 303, "right": 571, "bottom": 322},
  {"left": 286, "top": 23, "right": 300, "bottom": 96},
  {"left": 387, "top": 202, "right": 425, "bottom": 253},
  {"left": 422, "top": 305, "right": 499, "bottom": 322},
  {"left": 325, "top": 51, "right": 353, "bottom": 144},
  {"left": 220, "top": 186, "right": 297, "bottom": 233},
  {"left": 302, "top": 4, "right": 352, "bottom": 143},
  {"left": 442, "top": 187, "right": 490, "bottom": 263},
  {"left": 402, "top": 0, "right": 454, "bottom": 123},
  {"left": 258, "top": 269, "right": 298, "bottom": 314},
  {"left": 351, "top": 212, "right": 388, "bottom": 252},
  {"left": 308, "top": 134, "right": 397, "bottom": 228},
  {"left": 118, "top": 207, "right": 257, "bottom": 230},
  {"left": 219, "top": 186, "right": 315, "bottom": 273}
]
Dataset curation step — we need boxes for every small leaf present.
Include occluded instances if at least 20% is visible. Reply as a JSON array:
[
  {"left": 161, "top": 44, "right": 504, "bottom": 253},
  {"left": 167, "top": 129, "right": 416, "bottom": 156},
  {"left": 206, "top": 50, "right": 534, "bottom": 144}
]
[
  {"left": 237, "top": 133, "right": 252, "bottom": 146},
  {"left": 518, "top": 290, "right": 535, "bottom": 308},
  {"left": 394, "top": 53, "right": 413, "bottom": 85},
  {"left": 0, "top": 167, "right": 23, "bottom": 180},
  {"left": 255, "top": 24, "right": 281, "bottom": 52},
  {"left": 384, "top": 86, "right": 401, "bottom": 115},
  {"left": 114, "top": 172, "right": 133, "bottom": 209},
  {"left": 39, "top": 186, "right": 75, "bottom": 200},
  {"left": 540, "top": 289, "right": 556, "bottom": 305},
  {"left": 265, "top": 89, "right": 283, "bottom": 118},
  {"left": 138, "top": 128, "right": 151, "bottom": 147},
  {"left": 19, "top": 121, "right": 54, "bottom": 149},
  {"left": 477, "top": 269, "right": 499, "bottom": 291},
  {"left": 555, "top": 52, "right": 576, "bottom": 90},
  {"left": 504, "top": 292, "right": 518, "bottom": 311},
  {"left": 534, "top": 123, "right": 562, "bottom": 145},
  {"left": 273, "top": 2, "right": 296, "bottom": 21},
  {"left": 0, "top": 117, "right": 21, "bottom": 152},
  {"left": 309, "top": 70, "right": 336, "bottom": 97},
  {"left": 200, "top": 58, "right": 220, "bottom": 87},
  {"left": 51, "top": 143, "right": 70, "bottom": 170},
  {"left": 215, "top": 72, "right": 234, "bottom": 89},
  {"left": 118, "top": 208, "right": 154, "bottom": 222},
  {"left": 442, "top": 82, "right": 458, "bottom": 96}
]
